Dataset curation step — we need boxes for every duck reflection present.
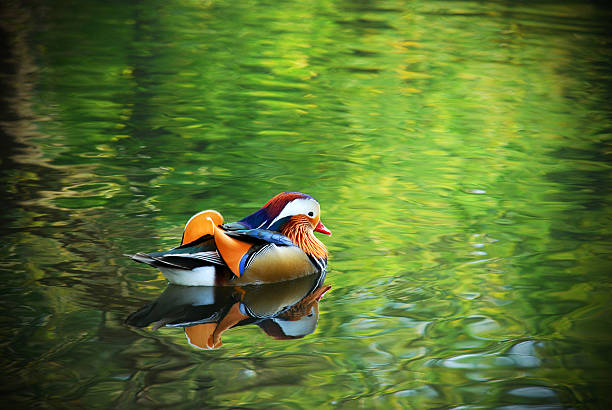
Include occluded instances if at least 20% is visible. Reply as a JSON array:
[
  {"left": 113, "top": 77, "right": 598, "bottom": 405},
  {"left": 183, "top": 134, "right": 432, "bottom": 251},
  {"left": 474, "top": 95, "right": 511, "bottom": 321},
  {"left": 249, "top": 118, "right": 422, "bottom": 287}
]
[{"left": 126, "top": 272, "right": 330, "bottom": 349}]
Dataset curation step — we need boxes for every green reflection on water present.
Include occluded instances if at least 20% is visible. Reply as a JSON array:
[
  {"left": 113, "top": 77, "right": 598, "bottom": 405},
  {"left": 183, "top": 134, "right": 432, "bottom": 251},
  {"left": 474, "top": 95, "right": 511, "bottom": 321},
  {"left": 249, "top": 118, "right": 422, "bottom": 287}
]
[{"left": 1, "top": 0, "right": 611, "bottom": 408}]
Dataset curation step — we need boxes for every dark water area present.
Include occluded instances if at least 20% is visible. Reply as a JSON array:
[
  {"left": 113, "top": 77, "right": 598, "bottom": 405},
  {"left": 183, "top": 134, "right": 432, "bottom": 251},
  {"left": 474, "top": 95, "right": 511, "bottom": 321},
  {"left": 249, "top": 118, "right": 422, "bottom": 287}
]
[{"left": 1, "top": 0, "right": 611, "bottom": 408}]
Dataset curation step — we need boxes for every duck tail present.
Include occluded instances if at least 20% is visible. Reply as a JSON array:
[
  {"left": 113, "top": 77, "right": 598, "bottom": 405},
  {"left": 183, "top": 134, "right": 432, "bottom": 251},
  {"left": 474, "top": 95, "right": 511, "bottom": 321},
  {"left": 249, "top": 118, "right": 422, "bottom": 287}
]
[
  {"left": 126, "top": 252, "right": 199, "bottom": 270},
  {"left": 124, "top": 252, "right": 156, "bottom": 265}
]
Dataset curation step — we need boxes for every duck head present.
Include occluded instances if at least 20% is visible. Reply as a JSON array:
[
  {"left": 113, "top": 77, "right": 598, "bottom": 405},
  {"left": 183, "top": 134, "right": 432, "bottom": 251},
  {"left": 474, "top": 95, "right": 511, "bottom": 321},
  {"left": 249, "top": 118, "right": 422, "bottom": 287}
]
[
  {"left": 240, "top": 192, "right": 331, "bottom": 235},
  {"left": 239, "top": 192, "right": 331, "bottom": 259}
]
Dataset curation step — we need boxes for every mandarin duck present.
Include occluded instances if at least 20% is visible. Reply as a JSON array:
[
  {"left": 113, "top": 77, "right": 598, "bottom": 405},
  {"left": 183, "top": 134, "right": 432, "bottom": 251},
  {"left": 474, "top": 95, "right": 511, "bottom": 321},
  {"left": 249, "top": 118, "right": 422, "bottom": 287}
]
[{"left": 128, "top": 192, "right": 331, "bottom": 286}]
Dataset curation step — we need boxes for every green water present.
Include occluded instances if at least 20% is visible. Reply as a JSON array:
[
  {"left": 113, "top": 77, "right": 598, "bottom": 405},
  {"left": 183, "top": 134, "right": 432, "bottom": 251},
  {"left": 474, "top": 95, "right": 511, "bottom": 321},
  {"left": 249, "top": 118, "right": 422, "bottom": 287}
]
[{"left": 2, "top": 0, "right": 611, "bottom": 407}]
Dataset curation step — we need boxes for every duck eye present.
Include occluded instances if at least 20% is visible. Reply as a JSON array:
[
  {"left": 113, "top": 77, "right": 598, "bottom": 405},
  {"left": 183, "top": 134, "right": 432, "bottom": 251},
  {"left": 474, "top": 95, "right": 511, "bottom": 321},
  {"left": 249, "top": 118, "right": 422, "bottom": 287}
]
[{"left": 308, "top": 211, "right": 314, "bottom": 217}]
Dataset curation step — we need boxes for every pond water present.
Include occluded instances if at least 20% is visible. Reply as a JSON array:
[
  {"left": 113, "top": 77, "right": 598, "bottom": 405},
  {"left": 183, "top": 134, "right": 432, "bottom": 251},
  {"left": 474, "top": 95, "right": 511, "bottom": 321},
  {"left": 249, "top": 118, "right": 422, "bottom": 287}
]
[{"left": 2, "top": 0, "right": 611, "bottom": 408}]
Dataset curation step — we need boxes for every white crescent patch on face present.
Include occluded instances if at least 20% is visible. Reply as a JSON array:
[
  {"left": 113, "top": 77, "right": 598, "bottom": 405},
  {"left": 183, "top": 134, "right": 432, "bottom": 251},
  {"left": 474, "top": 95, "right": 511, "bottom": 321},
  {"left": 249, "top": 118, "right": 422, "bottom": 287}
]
[{"left": 268, "top": 198, "right": 320, "bottom": 227}]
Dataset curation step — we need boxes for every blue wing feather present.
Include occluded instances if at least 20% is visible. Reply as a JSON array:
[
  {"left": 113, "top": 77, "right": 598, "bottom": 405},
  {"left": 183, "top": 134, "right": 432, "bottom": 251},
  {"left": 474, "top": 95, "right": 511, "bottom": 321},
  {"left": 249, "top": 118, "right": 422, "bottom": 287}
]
[{"left": 225, "top": 229, "right": 294, "bottom": 247}]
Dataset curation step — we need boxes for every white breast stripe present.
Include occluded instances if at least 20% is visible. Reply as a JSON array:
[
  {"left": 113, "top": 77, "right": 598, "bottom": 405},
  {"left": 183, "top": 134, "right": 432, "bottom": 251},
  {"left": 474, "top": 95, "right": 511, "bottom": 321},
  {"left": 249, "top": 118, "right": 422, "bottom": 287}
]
[{"left": 311, "top": 257, "right": 326, "bottom": 272}]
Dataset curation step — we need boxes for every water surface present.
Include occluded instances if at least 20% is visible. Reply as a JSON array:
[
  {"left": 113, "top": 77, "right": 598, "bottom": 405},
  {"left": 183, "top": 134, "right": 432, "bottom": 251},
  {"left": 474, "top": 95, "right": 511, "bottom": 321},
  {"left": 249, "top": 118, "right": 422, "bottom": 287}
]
[{"left": 1, "top": 0, "right": 611, "bottom": 408}]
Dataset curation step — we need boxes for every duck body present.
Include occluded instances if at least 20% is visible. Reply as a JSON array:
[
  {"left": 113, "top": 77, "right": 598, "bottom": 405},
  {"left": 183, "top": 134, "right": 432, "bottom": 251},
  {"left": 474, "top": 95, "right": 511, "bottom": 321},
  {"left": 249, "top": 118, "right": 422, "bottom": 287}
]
[{"left": 128, "top": 192, "right": 331, "bottom": 286}]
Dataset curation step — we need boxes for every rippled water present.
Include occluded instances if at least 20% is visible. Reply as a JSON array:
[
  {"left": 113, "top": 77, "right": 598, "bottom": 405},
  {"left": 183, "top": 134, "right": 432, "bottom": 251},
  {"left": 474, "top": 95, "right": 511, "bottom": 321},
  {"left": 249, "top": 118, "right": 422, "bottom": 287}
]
[{"left": 1, "top": 0, "right": 611, "bottom": 408}]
